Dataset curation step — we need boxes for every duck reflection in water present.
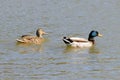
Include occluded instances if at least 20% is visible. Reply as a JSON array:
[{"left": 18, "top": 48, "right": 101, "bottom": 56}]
[
  {"left": 16, "top": 43, "right": 44, "bottom": 54},
  {"left": 89, "top": 46, "right": 100, "bottom": 54},
  {"left": 63, "top": 45, "right": 100, "bottom": 54}
]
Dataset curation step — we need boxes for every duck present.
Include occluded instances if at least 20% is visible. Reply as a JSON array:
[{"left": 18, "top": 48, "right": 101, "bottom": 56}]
[
  {"left": 16, "top": 28, "right": 48, "bottom": 44},
  {"left": 63, "top": 30, "right": 102, "bottom": 48}
]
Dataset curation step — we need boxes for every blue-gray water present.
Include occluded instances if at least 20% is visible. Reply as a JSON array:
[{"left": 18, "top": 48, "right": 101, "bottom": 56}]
[{"left": 0, "top": 0, "right": 120, "bottom": 80}]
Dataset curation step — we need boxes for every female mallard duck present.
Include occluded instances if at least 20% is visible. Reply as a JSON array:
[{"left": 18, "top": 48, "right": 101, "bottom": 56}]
[
  {"left": 63, "top": 30, "right": 102, "bottom": 48},
  {"left": 16, "top": 28, "right": 48, "bottom": 44}
]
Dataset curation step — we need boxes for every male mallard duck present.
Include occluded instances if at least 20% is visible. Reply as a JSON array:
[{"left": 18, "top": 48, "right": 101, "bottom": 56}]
[
  {"left": 63, "top": 30, "right": 102, "bottom": 48},
  {"left": 16, "top": 28, "right": 48, "bottom": 44}
]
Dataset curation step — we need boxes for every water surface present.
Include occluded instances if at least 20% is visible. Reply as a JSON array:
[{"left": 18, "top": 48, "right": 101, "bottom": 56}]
[{"left": 0, "top": 0, "right": 120, "bottom": 80}]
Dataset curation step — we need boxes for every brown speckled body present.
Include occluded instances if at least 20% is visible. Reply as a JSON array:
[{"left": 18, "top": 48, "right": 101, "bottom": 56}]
[{"left": 16, "top": 28, "right": 47, "bottom": 44}]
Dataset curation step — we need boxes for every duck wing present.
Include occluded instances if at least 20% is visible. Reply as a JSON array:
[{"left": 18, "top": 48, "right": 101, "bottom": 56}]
[
  {"left": 17, "top": 35, "right": 35, "bottom": 43},
  {"left": 21, "top": 35, "right": 32, "bottom": 38},
  {"left": 70, "top": 37, "right": 88, "bottom": 42}
]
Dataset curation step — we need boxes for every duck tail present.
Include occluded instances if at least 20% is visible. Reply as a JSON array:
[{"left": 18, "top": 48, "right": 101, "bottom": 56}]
[
  {"left": 16, "top": 39, "right": 25, "bottom": 43},
  {"left": 63, "top": 37, "right": 73, "bottom": 44}
]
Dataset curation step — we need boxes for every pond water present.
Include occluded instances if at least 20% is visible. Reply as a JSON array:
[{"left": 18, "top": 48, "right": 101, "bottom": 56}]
[{"left": 0, "top": 0, "right": 120, "bottom": 80}]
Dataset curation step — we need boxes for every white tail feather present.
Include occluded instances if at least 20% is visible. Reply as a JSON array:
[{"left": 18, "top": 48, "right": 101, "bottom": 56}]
[{"left": 16, "top": 39, "right": 25, "bottom": 43}]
